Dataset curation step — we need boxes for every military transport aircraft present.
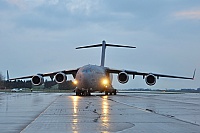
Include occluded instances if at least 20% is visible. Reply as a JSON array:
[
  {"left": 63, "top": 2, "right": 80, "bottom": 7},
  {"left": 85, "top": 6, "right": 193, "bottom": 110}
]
[{"left": 10, "top": 40, "right": 195, "bottom": 96}]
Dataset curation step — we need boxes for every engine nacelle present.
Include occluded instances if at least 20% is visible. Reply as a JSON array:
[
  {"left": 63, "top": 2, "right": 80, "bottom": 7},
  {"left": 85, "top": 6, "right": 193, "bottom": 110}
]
[
  {"left": 118, "top": 72, "right": 129, "bottom": 84},
  {"left": 55, "top": 72, "right": 67, "bottom": 84},
  {"left": 145, "top": 74, "right": 156, "bottom": 86},
  {"left": 31, "top": 75, "right": 44, "bottom": 86}
]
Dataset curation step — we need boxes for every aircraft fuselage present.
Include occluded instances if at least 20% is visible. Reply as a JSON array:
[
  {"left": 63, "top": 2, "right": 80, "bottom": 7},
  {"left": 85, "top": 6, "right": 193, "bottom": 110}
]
[{"left": 74, "top": 64, "right": 113, "bottom": 95}]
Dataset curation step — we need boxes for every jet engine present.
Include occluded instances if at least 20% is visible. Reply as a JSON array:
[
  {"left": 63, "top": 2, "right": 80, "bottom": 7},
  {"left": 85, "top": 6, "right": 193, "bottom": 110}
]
[
  {"left": 55, "top": 72, "right": 67, "bottom": 84},
  {"left": 145, "top": 74, "right": 156, "bottom": 86},
  {"left": 118, "top": 72, "right": 129, "bottom": 84},
  {"left": 31, "top": 75, "right": 44, "bottom": 86}
]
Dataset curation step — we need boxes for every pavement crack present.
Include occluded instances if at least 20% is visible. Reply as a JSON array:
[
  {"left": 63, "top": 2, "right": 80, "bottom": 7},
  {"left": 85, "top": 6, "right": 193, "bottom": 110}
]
[
  {"left": 92, "top": 109, "right": 101, "bottom": 122},
  {"left": 85, "top": 102, "right": 92, "bottom": 109}
]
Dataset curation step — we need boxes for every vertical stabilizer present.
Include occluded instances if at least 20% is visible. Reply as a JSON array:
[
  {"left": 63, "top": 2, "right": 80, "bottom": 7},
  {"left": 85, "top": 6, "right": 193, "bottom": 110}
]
[
  {"left": 101, "top": 40, "right": 106, "bottom": 67},
  {"left": 76, "top": 40, "right": 136, "bottom": 67}
]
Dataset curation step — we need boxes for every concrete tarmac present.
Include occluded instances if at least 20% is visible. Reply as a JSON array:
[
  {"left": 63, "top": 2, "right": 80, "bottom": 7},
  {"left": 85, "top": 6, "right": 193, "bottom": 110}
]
[{"left": 0, "top": 92, "right": 200, "bottom": 133}]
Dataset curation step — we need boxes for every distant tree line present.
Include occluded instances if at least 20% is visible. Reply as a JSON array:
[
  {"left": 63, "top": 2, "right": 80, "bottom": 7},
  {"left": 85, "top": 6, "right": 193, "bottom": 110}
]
[
  {"left": 1, "top": 77, "right": 75, "bottom": 90},
  {"left": 0, "top": 72, "right": 4, "bottom": 89},
  {"left": 58, "top": 80, "right": 75, "bottom": 90},
  {"left": 4, "top": 80, "right": 32, "bottom": 89},
  {"left": 44, "top": 80, "right": 75, "bottom": 90}
]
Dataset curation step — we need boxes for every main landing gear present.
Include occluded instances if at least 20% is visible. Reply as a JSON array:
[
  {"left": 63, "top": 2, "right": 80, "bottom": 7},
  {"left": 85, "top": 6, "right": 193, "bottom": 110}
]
[{"left": 105, "top": 89, "right": 117, "bottom": 95}]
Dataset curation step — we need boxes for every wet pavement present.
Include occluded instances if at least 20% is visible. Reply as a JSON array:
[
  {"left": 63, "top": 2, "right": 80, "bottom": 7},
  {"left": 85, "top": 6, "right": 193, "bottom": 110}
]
[{"left": 0, "top": 92, "right": 200, "bottom": 133}]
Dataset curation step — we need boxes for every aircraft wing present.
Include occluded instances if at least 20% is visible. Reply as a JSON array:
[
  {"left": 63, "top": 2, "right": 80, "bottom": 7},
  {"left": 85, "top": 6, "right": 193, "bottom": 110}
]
[
  {"left": 107, "top": 68, "right": 195, "bottom": 80},
  {"left": 9, "top": 69, "right": 78, "bottom": 80}
]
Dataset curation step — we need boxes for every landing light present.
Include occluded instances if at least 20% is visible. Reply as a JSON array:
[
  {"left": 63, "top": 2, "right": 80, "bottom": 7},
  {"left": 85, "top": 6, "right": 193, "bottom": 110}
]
[
  {"left": 73, "top": 80, "right": 78, "bottom": 85},
  {"left": 102, "top": 78, "right": 109, "bottom": 85}
]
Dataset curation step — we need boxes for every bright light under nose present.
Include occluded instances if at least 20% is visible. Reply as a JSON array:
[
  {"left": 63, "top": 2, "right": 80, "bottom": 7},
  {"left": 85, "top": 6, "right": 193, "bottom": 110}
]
[
  {"left": 73, "top": 80, "right": 78, "bottom": 85},
  {"left": 102, "top": 78, "right": 109, "bottom": 85}
]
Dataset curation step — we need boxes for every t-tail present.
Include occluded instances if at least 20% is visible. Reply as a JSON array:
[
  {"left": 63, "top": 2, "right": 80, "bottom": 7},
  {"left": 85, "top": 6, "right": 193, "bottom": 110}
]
[{"left": 76, "top": 40, "right": 136, "bottom": 67}]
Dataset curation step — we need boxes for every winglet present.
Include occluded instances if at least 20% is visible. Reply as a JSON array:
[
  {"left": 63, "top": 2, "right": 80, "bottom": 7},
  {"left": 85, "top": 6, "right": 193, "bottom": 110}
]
[
  {"left": 192, "top": 69, "right": 196, "bottom": 80},
  {"left": 7, "top": 70, "right": 10, "bottom": 81}
]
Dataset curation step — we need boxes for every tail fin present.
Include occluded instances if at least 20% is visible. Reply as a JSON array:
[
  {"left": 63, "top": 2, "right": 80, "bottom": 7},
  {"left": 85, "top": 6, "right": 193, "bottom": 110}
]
[
  {"left": 76, "top": 40, "right": 136, "bottom": 67},
  {"left": 7, "top": 70, "right": 10, "bottom": 81}
]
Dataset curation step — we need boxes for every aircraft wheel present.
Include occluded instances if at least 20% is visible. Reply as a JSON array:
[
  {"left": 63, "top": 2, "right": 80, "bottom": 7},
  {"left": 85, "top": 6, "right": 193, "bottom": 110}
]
[
  {"left": 83, "top": 91, "right": 87, "bottom": 96},
  {"left": 76, "top": 91, "right": 81, "bottom": 96},
  {"left": 87, "top": 91, "right": 91, "bottom": 96},
  {"left": 105, "top": 91, "right": 108, "bottom": 95},
  {"left": 113, "top": 90, "right": 117, "bottom": 95},
  {"left": 84, "top": 91, "right": 90, "bottom": 96}
]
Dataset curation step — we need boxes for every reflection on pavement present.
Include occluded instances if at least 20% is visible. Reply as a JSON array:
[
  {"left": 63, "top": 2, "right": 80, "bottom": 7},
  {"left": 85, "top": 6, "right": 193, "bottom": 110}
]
[
  {"left": 101, "top": 96, "right": 110, "bottom": 129},
  {"left": 71, "top": 96, "right": 80, "bottom": 132}
]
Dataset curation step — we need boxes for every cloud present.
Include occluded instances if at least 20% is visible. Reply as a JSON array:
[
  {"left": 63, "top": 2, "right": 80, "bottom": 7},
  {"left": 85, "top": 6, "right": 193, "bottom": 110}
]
[
  {"left": 66, "top": 0, "right": 100, "bottom": 15},
  {"left": 48, "top": 0, "right": 59, "bottom": 5},
  {"left": 6, "top": 0, "right": 26, "bottom": 9},
  {"left": 174, "top": 10, "right": 200, "bottom": 20},
  {"left": 4, "top": 0, "right": 101, "bottom": 31},
  {"left": 6, "top": 0, "right": 100, "bottom": 15},
  {"left": 6, "top": 0, "right": 47, "bottom": 9}
]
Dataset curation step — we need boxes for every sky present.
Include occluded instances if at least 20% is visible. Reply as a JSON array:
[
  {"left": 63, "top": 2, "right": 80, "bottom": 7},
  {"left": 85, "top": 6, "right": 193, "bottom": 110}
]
[{"left": 0, "top": 0, "right": 200, "bottom": 89}]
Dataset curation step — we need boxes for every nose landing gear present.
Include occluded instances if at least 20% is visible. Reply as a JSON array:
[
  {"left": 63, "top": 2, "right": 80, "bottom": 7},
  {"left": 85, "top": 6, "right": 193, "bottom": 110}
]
[{"left": 75, "top": 89, "right": 91, "bottom": 96}]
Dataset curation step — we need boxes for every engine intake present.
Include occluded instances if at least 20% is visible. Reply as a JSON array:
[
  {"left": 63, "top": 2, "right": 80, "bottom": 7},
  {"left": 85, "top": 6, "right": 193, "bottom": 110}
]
[
  {"left": 118, "top": 72, "right": 129, "bottom": 84},
  {"left": 31, "top": 75, "right": 44, "bottom": 86},
  {"left": 55, "top": 72, "right": 67, "bottom": 84},
  {"left": 145, "top": 74, "right": 156, "bottom": 86}
]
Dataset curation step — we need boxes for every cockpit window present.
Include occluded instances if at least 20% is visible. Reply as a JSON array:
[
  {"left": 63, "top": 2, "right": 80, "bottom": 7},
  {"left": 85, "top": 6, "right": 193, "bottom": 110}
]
[
  {"left": 82, "top": 69, "right": 87, "bottom": 73},
  {"left": 82, "top": 68, "right": 92, "bottom": 73}
]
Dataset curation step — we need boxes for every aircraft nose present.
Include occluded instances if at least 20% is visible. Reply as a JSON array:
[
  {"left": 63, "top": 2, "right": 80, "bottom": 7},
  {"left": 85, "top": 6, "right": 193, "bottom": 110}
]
[
  {"left": 82, "top": 77, "right": 89, "bottom": 86},
  {"left": 80, "top": 74, "right": 90, "bottom": 89}
]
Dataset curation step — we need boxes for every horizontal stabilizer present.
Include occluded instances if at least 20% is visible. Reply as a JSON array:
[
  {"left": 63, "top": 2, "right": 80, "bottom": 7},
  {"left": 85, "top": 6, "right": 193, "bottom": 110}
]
[
  {"left": 76, "top": 44, "right": 102, "bottom": 49},
  {"left": 106, "top": 44, "right": 136, "bottom": 48},
  {"left": 76, "top": 43, "right": 136, "bottom": 49},
  {"left": 76, "top": 40, "right": 136, "bottom": 66}
]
